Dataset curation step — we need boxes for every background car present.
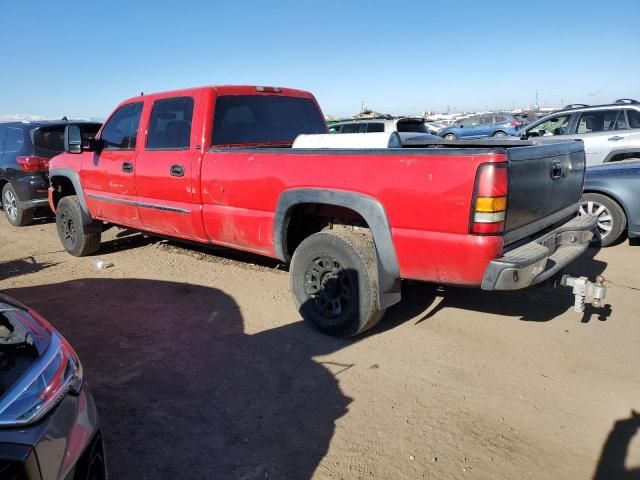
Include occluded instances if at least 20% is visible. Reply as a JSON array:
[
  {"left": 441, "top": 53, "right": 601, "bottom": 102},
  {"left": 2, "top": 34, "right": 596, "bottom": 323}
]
[
  {"left": 438, "top": 113, "right": 523, "bottom": 140},
  {"left": 0, "top": 293, "right": 106, "bottom": 479},
  {"left": 328, "top": 117, "right": 441, "bottom": 142},
  {"left": 0, "top": 120, "right": 101, "bottom": 226},
  {"left": 579, "top": 160, "right": 640, "bottom": 246},
  {"left": 518, "top": 99, "right": 640, "bottom": 166}
]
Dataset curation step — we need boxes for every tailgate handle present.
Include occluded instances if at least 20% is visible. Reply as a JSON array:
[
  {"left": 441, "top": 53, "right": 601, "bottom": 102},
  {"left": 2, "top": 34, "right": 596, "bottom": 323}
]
[
  {"left": 550, "top": 160, "right": 563, "bottom": 179},
  {"left": 170, "top": 164, "right": 185, "bottom": 177}
]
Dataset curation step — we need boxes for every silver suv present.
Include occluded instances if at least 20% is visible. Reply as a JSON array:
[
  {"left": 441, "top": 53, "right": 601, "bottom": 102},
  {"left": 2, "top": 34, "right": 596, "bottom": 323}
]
[{"left": 519, "top": 99, "right": 640, "bottom": 166}]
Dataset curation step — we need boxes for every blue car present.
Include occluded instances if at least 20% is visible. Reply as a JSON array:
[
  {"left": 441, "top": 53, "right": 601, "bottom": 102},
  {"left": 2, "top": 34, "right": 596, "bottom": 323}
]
[
  {"left": 580, "top": 160, "right": 640, "bottom": 246},
  {"left": 438, "top": 113, "right": 523, "bottom": 140}
]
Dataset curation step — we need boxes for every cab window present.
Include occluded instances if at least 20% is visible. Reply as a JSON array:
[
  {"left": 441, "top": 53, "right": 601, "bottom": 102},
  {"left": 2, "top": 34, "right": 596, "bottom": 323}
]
[
  {"left": 366, "top": 122, "right": 385, "bottom": 133},
  {"left": 101, "top": 102, "right": 143, "bottom": 150},
  {"left": 146, "top": 96, "right": 194, "bottom": 150}
]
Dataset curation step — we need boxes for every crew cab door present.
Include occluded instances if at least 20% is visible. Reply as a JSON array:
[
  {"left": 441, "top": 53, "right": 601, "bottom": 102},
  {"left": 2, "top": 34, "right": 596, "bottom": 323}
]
[
  {"left": 82, "top": 102, "right": 143, "bottom": 225},
  {"left": 134, "top": 94, "right": 207, "bottom": 240},
  {"left": 567, "top": 109, "right": 630, "bottom": 166}
]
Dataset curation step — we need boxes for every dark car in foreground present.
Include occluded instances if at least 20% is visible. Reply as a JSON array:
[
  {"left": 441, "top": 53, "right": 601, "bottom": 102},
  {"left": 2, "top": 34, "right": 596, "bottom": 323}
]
[
  {"left": 0, "top": 121, "right": 101, "bottom": 226},
  {"left": 0, "top": 294, "right": 106, "bottom": 479},
  {"left": 580, "top": 160, "right": 640, "bottom": 246}
]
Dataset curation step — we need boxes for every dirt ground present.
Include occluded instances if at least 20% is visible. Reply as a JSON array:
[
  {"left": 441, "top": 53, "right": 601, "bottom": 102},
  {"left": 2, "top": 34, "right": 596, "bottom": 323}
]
[{"left": 1, "top": 217, "right": 639, "bottom": 480}]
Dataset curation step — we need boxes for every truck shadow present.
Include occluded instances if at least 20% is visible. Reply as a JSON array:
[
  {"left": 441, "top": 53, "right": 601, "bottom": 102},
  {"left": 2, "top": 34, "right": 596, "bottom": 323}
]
[
  {"left": 593, "top": 411, "right": 640, "bottom": 480},
  {"left": 4, "top": 279, "right": 350, "bottom": 480},
  {"left": 371, "top": 246, "right": 611, "bottom": 328}
]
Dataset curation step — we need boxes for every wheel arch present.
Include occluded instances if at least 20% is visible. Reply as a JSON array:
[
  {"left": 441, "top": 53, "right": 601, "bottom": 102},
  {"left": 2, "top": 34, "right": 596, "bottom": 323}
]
[
  {"left": 274, "top": 188, "right": 401, "bottom": 309},
  {"left": 49, "top": 168, "right": 93, "bottom": 225}
]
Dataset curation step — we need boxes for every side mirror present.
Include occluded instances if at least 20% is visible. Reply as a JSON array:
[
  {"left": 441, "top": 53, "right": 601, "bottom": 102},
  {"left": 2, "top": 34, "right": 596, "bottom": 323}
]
[{"left": 64, "top": 125, "right": 83, "bottom": 154}]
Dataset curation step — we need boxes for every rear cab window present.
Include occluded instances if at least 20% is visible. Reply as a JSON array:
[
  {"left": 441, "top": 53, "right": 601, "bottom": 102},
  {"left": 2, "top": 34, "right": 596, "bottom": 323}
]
[{"left": 211, "top": 95, "right": 326, "bottom": 146}]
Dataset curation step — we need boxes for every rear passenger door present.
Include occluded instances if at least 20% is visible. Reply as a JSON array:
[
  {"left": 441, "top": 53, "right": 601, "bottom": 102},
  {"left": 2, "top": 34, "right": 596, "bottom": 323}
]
[
  {"left": 569, "top": 109, "right": 629, "bottom": 166},
  {"left": 134, "top": 94, "right": 207, "bottom": 240}
]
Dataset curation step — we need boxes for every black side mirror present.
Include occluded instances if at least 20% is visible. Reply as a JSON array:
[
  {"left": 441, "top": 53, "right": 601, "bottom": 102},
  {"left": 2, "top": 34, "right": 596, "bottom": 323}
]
[{"left": 64, "top": 125, "right": 83, "bottom": 154}]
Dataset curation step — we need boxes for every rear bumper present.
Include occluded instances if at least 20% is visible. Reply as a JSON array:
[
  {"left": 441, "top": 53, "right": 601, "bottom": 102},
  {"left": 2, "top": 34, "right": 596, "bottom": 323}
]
[{"left": 481, "top": 214, "right": 597, "bottom": 290}]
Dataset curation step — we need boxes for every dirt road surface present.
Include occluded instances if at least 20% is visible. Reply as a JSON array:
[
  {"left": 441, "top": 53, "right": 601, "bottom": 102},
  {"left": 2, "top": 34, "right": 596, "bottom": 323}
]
[{"left": 1, "top": 218, "right": 639, "bottom": 479}]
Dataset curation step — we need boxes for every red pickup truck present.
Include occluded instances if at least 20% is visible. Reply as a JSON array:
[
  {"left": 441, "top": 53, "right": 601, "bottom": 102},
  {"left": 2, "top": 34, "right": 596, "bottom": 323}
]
[{"left": 49, "top": 85, "right": 604, "bottom": 336}]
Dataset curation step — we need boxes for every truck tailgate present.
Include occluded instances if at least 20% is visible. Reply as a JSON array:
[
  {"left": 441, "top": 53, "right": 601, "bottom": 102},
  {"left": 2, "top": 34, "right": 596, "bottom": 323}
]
[{"left": 504, "top": 141, "right": 585, "bottom": 245}]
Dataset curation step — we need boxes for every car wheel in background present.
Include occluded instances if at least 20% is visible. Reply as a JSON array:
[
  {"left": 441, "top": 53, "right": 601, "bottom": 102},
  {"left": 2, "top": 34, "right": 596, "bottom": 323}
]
[
  {"left": 579, "top": 193, "right": 627, "bottom": 247},
  {"left": 290, "top": 227, "right": 385, "bottom": 337},
  {"left": 443, "top": 133, "right": 456, "bottom": 141},
  {"left": 492, "top": 131, "right": 507, "bottom": 137},
  {"left": 2, "top": 183, "right": 34, "bottom": 226},
  {"left": 56, "top": 195, "right": 102, "bottom": 256}
]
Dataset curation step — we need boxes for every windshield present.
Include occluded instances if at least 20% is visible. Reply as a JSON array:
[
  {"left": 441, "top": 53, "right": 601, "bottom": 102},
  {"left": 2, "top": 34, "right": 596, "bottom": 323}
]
[{"left": 212, "top": 95, "right": 327, "bottom": 145}]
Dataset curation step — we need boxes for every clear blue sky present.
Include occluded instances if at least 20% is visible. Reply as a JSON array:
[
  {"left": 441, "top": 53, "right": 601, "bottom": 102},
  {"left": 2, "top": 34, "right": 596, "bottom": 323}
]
[{"left": 1, "top": 0, "right": 638, "bottom": 118}]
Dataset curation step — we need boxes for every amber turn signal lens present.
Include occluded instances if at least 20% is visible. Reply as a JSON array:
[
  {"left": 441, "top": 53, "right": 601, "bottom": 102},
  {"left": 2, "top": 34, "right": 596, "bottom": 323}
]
[{"left": 475, "top": 196, "right": 507, "bottom": 213}]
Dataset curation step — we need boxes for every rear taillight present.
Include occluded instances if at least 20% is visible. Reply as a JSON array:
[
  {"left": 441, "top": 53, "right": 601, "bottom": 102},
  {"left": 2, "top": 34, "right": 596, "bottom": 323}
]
[
  {"left": 16, "top": 156, "right": 49, "bottom": 172},
  {"left": 470, "top": 163, "right": 508, "bottom": 235}
]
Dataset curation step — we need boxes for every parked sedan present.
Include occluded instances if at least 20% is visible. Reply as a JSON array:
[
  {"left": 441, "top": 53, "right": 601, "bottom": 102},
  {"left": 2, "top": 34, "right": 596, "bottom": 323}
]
[
  {"left": 438, "top": 113, "right": 523, "bottom": 140},
  {"left": 579, "top": 160, "right": 640, "bottom": 246},
  {"left": 0, "top": 294, "right": 106, "bottom": 479}
]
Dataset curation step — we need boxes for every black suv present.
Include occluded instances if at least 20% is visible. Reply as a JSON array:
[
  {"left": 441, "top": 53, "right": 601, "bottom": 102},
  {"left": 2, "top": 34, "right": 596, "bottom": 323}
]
[{"left": 0, "top": 120, "right": 101, "bottom": 226}]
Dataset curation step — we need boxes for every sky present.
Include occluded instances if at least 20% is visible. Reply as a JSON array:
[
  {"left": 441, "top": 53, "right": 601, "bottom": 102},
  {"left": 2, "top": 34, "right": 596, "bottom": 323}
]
[{"left": 1, "top": 0, "right": 639, "bottom": 119}]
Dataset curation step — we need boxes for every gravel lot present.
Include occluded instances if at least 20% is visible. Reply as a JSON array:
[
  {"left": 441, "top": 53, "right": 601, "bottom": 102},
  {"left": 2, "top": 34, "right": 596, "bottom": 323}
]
[{"left": 1, "top": 217, "right": 639, "bottom": 479}]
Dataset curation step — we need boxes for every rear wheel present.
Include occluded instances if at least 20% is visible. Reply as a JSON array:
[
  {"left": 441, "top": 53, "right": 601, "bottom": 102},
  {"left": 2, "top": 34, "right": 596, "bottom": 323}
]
[
  {"left": 443, "top": 133, "right": 456, "bottom": 141},
  {"left": 492, "top": 130, "right": 507, "bottom": 137},
  {"left": 2, "top": 183, "right": 34, "bottom": 226},
  {"left": 290, "top": 227, "right": 385, "bottom": 337},
  {"left": 56, "top": 195, "right": 102, "bottom": 256},
  {"left": 579, "top": 193, "right": 626, "bottom": 247}
]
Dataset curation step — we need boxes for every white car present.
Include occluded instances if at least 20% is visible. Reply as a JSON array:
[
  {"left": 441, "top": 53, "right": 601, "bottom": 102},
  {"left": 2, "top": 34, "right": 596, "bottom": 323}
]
[{"left": 328, "top": 117, "right": 441, "bottom": 142}]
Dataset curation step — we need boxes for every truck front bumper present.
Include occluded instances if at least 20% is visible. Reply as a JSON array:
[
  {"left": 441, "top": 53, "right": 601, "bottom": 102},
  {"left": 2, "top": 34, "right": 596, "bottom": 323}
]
[{"left": 481, "top": 214, "right": 598, "bottom": 290}]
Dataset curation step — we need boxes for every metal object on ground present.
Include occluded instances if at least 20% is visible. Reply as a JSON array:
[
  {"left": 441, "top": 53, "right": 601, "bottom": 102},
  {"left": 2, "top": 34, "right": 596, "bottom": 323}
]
[{"left": 560, "top": 274, "right": 607, "bottom": 312}]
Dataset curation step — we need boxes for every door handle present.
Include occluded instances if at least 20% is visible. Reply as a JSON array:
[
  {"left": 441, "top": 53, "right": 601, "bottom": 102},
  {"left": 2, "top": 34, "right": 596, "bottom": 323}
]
[
  {"left": 122, "top": 162, "right": 134, "bottom": 173},
  {"left": 608, "top": 136, "right": 624, "bottom": 141},
  {"left": 170, "top": 164, "right": 184, "bottom": 177},
  {"left": 550, "top": 160, "right": 563, "bottom": 179}
]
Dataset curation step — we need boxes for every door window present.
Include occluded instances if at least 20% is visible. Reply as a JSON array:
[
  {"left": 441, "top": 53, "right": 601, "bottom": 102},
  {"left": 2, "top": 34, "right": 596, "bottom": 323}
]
[
  {"left": 628, "top": 109, "right": 640, "bottom": 129},
  {"left": 576, "top": 110, "right": 628, "bottom": 133},
  {"left": 480, "top": 115, "right": 495, "bottom": 125},
  {"left": 146, "top": 97, "right": 194, "bottom": 150},
  {"left": 366, "top": 123, "right": 385, "bottom": 133},
  {"left": 528, "top": 115, "right": 571, "bottom": 136},
  {"left": 5, "top": 127, "right": 24, "bottom": 152},
  {"left": 101, "top": 102, "right": 143, "bottom": 150},
  {"left": 459, "top": 117, "right": 478, "bottom": 127}
]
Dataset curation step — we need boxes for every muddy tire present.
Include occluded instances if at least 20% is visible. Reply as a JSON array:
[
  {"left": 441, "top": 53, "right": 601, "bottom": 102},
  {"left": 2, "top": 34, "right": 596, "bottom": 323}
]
[
  {"left": 2, "top": 183, "right": 34, "bottom": 226},
  {"left": 56, "top": 196, "right": 101, "bottom": 256},
  {"left": 290, "top": 227, "right": 385, "bottom": 337}
]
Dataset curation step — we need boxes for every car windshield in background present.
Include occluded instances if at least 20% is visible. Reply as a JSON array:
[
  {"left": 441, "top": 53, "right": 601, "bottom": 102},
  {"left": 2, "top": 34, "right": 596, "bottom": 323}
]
[
  {"left": 33, "top": 123, "right": 101, "bottom": 157},
  {"left": 397, "top": 121, "right": 428, "bottom": 133},
  {"left": 212, "top": 95, "right": 327, "bottom": 145}
]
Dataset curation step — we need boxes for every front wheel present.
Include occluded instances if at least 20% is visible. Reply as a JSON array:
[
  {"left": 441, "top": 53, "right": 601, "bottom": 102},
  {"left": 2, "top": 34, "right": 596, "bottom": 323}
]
[
  {"left": 579, "top": 193, "right": 627, "bottom": 247},
  {"left": 2, "top": 183, "right": 34, "bottom": 226},
  {"left": 56, "top": 195, "right": 102, "bottom": 256},
  {"left": 492, "top": 130, "right": 507, "bottom": 137},
  {"left": 290, "top": 228, "right": 385, "bottom": 337},
  {"left": 443, "top": 133, "right": 456, "bottom": 141}
]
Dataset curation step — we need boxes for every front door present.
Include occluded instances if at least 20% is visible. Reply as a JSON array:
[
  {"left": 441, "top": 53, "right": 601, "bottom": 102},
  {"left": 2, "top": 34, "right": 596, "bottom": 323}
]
[
  {"left": 134, "top": 94, "right": 206, "bottom": 240},
  {"left": 82, "top": 102, "right": 143, "bottom": 226}
]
